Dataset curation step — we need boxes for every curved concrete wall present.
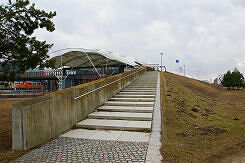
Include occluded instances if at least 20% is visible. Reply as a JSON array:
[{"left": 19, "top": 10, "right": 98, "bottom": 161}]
[{"left": 12, "top": 67, "right": 146, "bottom": 151}]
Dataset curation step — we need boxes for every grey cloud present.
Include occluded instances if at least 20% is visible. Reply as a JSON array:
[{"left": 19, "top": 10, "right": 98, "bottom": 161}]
[
  {"left": 28, "top": 0, "right": 245, "bottom": 80},
  {"left": 232, "top": 0, "right": 245, "bottom": 8}
]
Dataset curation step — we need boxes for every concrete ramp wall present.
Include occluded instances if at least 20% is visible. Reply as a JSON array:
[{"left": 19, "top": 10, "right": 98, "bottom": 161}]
[{"left": 12, "top": 67, "right": 146, "bottom": 151}]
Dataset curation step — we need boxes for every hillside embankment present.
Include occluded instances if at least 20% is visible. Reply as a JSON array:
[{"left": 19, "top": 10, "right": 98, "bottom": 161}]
[{"left": 160, "top": 72, "right": 245, "bottom": 162}]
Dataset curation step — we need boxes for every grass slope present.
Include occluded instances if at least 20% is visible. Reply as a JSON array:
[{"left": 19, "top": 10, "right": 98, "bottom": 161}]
[{"left": 160, "top": 72, "right": 245, "bottom": 163}]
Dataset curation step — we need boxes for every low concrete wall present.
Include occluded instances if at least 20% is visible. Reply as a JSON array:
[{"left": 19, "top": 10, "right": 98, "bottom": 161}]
[{"left": 12, "top": 67, "right": 146, "bottom": 151}]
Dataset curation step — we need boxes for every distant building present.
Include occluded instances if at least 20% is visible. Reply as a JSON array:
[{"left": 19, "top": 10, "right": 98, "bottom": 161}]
[
  {"left": 214, "top": 74, "right": 224, "bottom": 86},
  {"left": 1, "top": 49, "right": 150, "bottom": 91},
  {"left": 214, "top": 78, "right": 218, "bottom": 85}
]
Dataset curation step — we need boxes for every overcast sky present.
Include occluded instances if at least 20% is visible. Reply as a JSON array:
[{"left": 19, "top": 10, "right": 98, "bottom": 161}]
[{"left": 31, "top": 0, "right": 245, "bottom": 80}]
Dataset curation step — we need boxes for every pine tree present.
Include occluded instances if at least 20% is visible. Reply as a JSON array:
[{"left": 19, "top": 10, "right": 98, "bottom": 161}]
[
  {"left": 222, "top": 70, "right": 232, "bottom": 89},
  {"left": 222, "top": 69, "right": 244, "bottom": 89},
  {"left": 0, "top": 0, "right": 56, "bottom": 81}
]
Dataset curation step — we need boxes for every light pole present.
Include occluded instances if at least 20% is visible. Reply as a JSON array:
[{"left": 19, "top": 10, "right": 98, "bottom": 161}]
[
  {"left": 160, "top": 53, "right": 163, "bottom": 71},
  {"left": 183, "top": 65, "right": 186, "bottom": 76}
]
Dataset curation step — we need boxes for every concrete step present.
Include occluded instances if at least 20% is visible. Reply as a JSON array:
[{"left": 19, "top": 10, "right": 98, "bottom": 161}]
[
  {"left": 76, "top": 119, "right": 152, "bottom": 132},
  {"left": 130, "top": 84, "right": 157, "bottom": 86},
  {"left": 126, "top": 87, "right": 157, "bottom": 89},
  {"left": 97, "top": 106, "right": 153, "bottom": 113},
  {"left": 119, "top": 92, "right": 156, "bottom": 95},
  {"left": 123, "top": 89, "right": 156, "bottom": 92},
  {"left": 128, "top": 86, "right": 156, "bottom": 88},
  {"left": 121, "top": 89, "right": 156, "bottom": 92},
  {"left": 88, "top": 112, "right": 153, "bottom": 121},
  {"left": 61, "top": 129, "right": 151, "bottom": 142},
  {"left": 128, "top": 85, "right": 156, "bottom": 87},
  {"left": 114, "top": 94, "right": 155, "bottom": 98},
  {"left": 110, "top": 98, "right": 154, "bottom": 102},
  {"left": 132, "top": 82, "right": 157, "bottom": 83},
  {"left": 131, "top": 82, "right": 157, "bottom": 85},
  {"left": 104, "top": 101, "right": 154, "bottom": 107},
  {"left": 124, "top": 88, "right": 156, "bottom": 90}
]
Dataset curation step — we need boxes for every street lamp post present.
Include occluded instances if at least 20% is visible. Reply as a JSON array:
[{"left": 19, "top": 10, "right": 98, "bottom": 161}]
[
  {"left": 160, "top": 53, "right": 163, "bottom": 71},
  {"left": 183, "top": 65, "right": 186, "bottom": 76}
]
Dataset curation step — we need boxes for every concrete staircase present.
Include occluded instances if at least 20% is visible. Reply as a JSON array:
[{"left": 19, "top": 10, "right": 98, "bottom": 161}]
[{"left": 75, "top": 72, "right": 158, "bottom": 132}]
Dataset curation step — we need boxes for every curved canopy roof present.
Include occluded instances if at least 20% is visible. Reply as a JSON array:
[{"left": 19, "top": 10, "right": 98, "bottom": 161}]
[{"left": 49, "top": 48, "right": 147, "bottom": 69}]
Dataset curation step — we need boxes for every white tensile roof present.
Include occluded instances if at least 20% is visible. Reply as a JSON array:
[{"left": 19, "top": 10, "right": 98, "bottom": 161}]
[{"left": 49, "top": 48, "right": 147, "bottom": 69}]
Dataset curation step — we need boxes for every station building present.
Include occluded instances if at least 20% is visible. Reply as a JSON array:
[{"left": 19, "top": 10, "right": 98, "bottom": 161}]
[{"left": 18, "top": 48, "right": 147, "bottom": 91}]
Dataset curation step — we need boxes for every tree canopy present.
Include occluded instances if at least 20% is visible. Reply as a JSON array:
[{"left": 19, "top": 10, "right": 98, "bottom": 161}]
[
  {"left": 222, "top": 69, "right": 244, "bottom": 89},
  {"left": 0, "top": 0, "right": 56, "bottom": 81}
]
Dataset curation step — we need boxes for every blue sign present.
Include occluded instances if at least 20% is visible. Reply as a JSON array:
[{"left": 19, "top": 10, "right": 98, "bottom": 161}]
[{"left": 176, "top": 60, "right": 179, "bottom": 63}]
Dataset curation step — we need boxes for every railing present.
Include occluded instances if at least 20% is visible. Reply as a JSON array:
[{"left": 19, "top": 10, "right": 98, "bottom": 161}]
[
  {"left": 12, "top": 67, "right": 146, "bottom": 151},
  {"left": 21, "top": 70, "right": 57, "bottom": 79},
  {"left": 74, "top": 68, "right": 144, "bottom": 100}
]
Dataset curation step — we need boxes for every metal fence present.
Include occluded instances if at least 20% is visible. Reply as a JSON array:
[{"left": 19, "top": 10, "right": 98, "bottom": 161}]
[{"left": 0, "top": 89, "right": 46, "bottom": 97}]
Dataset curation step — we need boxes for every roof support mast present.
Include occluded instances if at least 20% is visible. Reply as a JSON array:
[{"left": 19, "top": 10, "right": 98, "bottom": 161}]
[
  {"left": 105, "top": 58, "right": 108, "bottom": 78},
  {"left": 82, "top": 49, "right": 102, "bottom": 78}
]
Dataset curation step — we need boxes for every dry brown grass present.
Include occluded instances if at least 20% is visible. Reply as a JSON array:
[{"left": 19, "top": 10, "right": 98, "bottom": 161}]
[
  {"left": 0, "top": 98, "right": 29, "bottom": 163},
  {"left": 160, "top": 72, "right": 245, "bottom": 163}
]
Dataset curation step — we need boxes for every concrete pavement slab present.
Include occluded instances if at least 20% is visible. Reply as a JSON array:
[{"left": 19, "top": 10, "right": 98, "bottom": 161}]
[
  {"left": 89, "top": 130, "right": 123, "bottom": 140},
  {"left": 118, "top": 131, "right": 150, "bottom": 142},
  {"left": 60, "top": 129, "right": 96, "bottom": 139}
]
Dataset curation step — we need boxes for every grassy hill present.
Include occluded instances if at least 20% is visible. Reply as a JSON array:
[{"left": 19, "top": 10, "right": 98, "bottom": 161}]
[{"left": 160, "top": 72, "right": 245, "bottom": 162}]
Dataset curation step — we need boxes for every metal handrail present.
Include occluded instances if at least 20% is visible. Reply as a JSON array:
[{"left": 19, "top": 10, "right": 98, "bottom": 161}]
[{"left": 74, "top": 68, "right": 144, "bottom": 100}]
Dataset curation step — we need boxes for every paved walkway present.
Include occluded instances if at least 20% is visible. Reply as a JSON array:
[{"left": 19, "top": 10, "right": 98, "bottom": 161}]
[
  {"left": 14, "top": 72, "right": 162, "bottom": 162},
  {"left": 14, "top": 138, "right": 148, "bottom": 162}
]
